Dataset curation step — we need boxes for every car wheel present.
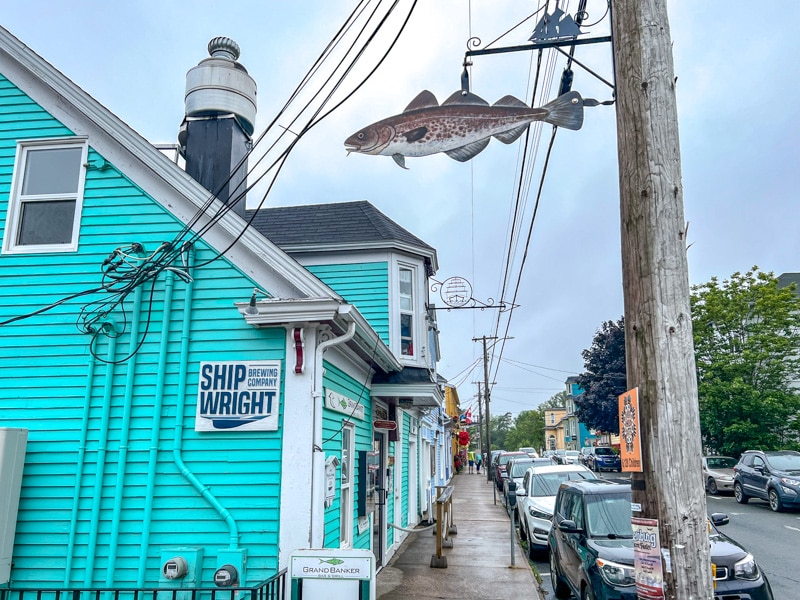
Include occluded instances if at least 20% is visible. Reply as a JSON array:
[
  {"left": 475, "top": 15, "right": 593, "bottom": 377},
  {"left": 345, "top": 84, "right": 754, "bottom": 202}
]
[
  {"left": 550, "top": 550, "right": 572, "bottom": 599},
  {"left": 519, "top": 518, "right": 527, "bottom": 542},
  {"left": 734, "top": 482, "right": 749, "bottom": 504},
  {"left": 581, "top": 584, "right": 597, "bottom": 600},
  {"left": 707, "top": 478, "right": 718, "bottom": 495},
  {"left": 769, "top": 488, "right": 784, "bottom": 512},
  {"left": 526, "top": 528, "right": 538, "bottom": 561}
]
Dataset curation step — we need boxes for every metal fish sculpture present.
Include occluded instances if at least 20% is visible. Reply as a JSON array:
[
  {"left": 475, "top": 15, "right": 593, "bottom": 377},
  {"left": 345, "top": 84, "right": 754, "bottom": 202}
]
[{"left": 344, "top": 89, "right": 584, "bottom": 169}]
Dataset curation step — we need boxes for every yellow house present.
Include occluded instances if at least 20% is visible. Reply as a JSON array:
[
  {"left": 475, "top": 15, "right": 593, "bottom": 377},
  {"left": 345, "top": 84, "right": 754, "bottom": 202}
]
[
  {"left": 444, "top": 384, "right": 462, "bottom": 460},
  {"left": 544, "top": 407, "right": 567, "bottom": 451}
]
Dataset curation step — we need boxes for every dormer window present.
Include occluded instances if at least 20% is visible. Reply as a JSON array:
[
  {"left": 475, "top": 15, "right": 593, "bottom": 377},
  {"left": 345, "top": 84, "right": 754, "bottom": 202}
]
[
  {"left": 399, "top": 267, "right": 414, "bottom": 356},
  {"left": 3, "top": 138, "right": 88, "bottom": 254}
]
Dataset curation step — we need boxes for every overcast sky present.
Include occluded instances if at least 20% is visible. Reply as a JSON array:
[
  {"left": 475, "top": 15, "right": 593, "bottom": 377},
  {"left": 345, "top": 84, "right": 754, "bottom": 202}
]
[{"left": 3, "top": 1, "right": 798, "bottom": 420}]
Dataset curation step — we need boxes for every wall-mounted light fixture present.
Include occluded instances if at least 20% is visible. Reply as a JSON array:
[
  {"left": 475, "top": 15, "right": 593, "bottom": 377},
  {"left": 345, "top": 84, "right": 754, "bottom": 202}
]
[{"left": 244, "top": 287, "right": 270, "bottom": 315}]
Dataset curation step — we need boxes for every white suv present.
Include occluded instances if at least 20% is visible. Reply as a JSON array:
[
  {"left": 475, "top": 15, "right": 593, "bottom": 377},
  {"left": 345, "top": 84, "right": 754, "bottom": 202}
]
[{"left": 516, "top": 464, "right": 596, "bottom": 558}]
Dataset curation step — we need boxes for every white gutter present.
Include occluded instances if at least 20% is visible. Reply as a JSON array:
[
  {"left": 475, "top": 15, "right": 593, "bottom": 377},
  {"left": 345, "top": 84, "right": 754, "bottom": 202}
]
[{"left": 310, "top": 315, "right": 356, "bottom": 547}]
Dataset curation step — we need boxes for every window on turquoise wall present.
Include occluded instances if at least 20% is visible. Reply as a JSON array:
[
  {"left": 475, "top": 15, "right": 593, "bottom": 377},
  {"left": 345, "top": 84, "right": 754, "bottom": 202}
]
[
  {"left": 399, "top": 267, "right": 415, "bottom": 357},
  {"left": 3, "top": 138, "right": 88, "bottom": 254}
]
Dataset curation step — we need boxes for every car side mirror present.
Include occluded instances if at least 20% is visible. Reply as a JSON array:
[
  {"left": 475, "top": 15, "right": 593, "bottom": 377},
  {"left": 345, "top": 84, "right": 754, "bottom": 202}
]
[
  {"left": 516, "top": 488, "right": 527, "bottom": 498},
  {"left": 710, "top": 513, "right": 729, "bottom": 527},
  {"left": 754, "top": 465, "right": 764, "bottom": 473},
  {"left": 557, "top": 519, "right": 581, "bottom": 533}
]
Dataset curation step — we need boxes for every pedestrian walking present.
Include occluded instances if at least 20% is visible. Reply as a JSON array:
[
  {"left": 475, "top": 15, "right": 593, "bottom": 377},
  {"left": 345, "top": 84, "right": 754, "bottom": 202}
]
[
  {"left": 475, "top": 452, "right": 482, "bottom": 474},
  {"left": 467, "top": 451, "right": 475, "bottom": 474}
]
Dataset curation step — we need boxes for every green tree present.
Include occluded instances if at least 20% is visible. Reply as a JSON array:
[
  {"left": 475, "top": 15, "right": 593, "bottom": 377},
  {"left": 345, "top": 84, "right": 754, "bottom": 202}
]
[
  {"left": 691, "top": 267, "right": 800, "bottom": 455},
  {"left": 575, "top": 318, "right": 628, "bottom": 433},
  {"left": 505, "top": 410, "right": 544, "bottom": 451},
  {"left": 490, "top": 412, "right": 514, "bottom": 450}
]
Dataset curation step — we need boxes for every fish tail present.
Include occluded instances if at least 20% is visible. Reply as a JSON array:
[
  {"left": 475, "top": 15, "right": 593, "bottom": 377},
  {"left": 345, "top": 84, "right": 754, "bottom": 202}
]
[{"left": 541, "top": 91, "right": 584, "bottom": 130}]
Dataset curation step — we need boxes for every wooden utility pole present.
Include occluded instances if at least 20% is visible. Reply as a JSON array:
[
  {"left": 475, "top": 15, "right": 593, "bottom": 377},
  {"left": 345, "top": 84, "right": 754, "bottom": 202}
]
[
  {"left": 611, "top": 0, "right": 713, "bottom": 597},
  {"left": 473, "top": 335, "right": 496, "bottom": 481},
  {"left": 476, "top": 382, "right": 485, "bottom": 464}
]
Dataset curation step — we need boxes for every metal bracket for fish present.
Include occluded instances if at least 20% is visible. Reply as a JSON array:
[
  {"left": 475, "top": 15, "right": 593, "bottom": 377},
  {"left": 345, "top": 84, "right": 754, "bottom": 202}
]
[{"left": 460, "top": 2, "right": 615, "bottom": 101}]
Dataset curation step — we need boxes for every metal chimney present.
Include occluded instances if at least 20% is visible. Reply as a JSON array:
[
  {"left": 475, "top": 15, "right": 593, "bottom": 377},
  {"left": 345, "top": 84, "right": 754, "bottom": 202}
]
[{"left": 178, "top": 37, "right": 257, "bottom": 217}]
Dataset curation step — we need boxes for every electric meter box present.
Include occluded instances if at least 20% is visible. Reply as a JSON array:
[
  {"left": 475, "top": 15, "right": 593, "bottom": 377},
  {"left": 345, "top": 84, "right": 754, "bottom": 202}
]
[
  {"left": 159, "top": 548, "right": 203, "bottom": 586},
  {"left": 0, "top": 428, "right": 27, "bottom": 585}
]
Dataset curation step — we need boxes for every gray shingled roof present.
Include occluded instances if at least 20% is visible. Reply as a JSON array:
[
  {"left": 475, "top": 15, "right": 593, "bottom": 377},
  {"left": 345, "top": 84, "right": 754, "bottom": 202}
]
[
  {"left": 778, "top": 272, "right": 800, "bottom": 297},
  {"left": 244, "top": 200, "right": 434, "bottom": 252}
]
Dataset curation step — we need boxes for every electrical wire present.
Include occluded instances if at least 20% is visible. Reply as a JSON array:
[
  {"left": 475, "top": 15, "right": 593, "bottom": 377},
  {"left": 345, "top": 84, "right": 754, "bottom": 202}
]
[{"left": 2, "top": 1, "right": 422, "bottom": 363}]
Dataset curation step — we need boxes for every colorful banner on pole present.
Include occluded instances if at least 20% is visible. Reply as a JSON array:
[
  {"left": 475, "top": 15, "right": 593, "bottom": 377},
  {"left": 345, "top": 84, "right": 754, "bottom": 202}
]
[
  {"left": 618, "top": 387, "right": 643, "bottom": 472},
  {"left": 632, "top": 517, "right": 665, "bottom": 599}
]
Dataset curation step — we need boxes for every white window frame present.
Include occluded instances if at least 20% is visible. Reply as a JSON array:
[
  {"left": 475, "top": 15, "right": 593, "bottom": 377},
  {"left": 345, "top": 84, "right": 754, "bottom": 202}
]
[
  {"left": 394, "top": 260, "right": 420, "bottom": 361},
  {"left": 3, "top": 137, "right": 88, "bottom": 254},
  {"left": 339, "top": 422, "right": 354, "bottom": 548}
]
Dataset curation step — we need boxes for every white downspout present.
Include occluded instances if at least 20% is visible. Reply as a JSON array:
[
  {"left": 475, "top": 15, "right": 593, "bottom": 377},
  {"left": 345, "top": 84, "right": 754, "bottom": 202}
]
[{"left": 310, "top": 318, "right": 356, "bottom": 547}]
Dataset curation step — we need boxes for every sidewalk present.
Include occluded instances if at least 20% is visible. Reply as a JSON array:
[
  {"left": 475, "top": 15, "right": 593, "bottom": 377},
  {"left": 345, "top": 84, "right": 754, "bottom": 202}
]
[{"left": 376, "top": 471, "right": 544, "bottom": 600}]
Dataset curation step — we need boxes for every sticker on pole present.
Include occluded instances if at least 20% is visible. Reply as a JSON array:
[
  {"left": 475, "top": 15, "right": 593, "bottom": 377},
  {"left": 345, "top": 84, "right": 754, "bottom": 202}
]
[{"left": 632, "top": 517, "right": 665, "bottom": 599}]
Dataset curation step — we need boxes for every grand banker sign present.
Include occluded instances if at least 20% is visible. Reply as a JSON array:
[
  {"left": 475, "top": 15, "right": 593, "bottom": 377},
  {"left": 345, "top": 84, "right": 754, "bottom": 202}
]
[{"left": 325, "top": 389, "right": 365, "bottom": 420}]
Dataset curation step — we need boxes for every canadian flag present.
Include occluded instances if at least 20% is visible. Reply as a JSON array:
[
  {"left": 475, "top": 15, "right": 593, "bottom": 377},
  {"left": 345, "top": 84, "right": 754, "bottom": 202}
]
[{"left": 465, "top": 408, "right": 473, "bottom": 424}]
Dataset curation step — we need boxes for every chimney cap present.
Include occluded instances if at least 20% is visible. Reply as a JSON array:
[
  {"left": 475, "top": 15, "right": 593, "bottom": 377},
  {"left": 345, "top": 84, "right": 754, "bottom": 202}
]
[{"left": 208, "top": 37, "right": 240, "bottom": 61}]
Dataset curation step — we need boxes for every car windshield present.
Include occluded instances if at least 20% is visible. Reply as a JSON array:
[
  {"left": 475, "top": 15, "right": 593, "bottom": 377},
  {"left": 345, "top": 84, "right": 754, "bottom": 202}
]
[
  {"left": 499, "top": 453, "right": 524, "bottom": 466},
  {"left": 586, "top": 494, "right": 633, "bottom": 538},
  {"left": 706, "top": 457, "right": 737, "bottom": 469},
  {"left": 594, "top": 447, "right": 616, "bottom": 457},
  {"left": 511, "top": 461, "right": 536, "bottom": 478},
  {"left": 767, "top": 453, "right": 800, "bottom": 471},
  {"left": 531, "top": 471, "right": 595, "bottom": 497},
  {"left": 565, "top": 451, "right": 580, "bottom": 457}
]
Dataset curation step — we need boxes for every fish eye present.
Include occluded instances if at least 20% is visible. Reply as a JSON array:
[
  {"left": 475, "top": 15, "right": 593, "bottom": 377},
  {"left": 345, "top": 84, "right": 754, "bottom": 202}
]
[{"left": 357, "top": 132, "right": 365, "bottom": 140}]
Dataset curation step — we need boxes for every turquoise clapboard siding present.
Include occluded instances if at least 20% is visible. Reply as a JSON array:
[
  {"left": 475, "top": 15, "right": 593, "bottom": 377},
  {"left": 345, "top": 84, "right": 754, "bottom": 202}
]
[
  {"left": 306, "top": 263, "right": 389, "bottom": 344},
  {"left": 320, "top": 361, "right": 372, "bottom": 549},
  {"left": 0, "top": 75, "right": 286, "bottom": 587}
]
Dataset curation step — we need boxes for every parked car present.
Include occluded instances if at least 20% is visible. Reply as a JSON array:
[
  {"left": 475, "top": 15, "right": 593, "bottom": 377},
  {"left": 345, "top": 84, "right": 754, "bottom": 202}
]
[
  {"left": 702, "top": 455, "right": 737, "bottom": 495},
  {"left": 587, "top": 446, "right": 621, "bottom": 472},
  {"left": 551, "top": 449, "right": 566, "bottom": 463},
  {"left": 733, "top": 449, "right": 800, "bottom": 512},
  {"left": 489, "top": 449, "right": 504, "bottom": 479},
  {"left": 502, "top": 457, "right": 554, "bottom": 514},
  {"left": 579, "top": 446, "right": 595, "bottom": 465},
  {"left": 519, "top": 446, "right": 539, "bottom": 458},
  {"left": 548, "top": 480, "right": 775, "bottom": 600},
  {"left": 516, "top": 464, "right": 596, "bottom": 558},
  {"left": 494, "top": 451, "right": 528, "bottom": 491},
  {"left": 558, "top": 450, "right": 581, "bottom": 465}
]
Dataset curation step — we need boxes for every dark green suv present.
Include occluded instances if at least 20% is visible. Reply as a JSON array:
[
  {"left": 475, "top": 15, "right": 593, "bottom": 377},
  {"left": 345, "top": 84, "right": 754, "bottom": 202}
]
[{"left": 548, "top": 480, "right": 774, "bottom": 600}]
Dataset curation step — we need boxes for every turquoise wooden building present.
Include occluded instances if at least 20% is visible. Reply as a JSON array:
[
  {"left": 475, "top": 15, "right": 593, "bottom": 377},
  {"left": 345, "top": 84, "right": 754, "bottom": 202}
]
[{"left": 0, "top": 28, "right": 446, "bottom": 594}]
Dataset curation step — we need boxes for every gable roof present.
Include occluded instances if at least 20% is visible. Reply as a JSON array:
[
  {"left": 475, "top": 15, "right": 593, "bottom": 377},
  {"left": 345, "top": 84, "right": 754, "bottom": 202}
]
[
  {"left": 0, "top": 25, "right": 400, "bottom": 373},
  {"left": 246, "top": 201, "right": 438, "bottom": 275},
  {"left": 0, "top": 25, "right": 333, "bottom": 301}
]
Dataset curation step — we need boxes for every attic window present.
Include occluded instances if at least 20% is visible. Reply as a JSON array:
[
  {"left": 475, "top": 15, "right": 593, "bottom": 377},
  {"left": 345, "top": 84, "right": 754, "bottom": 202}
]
[{"left": 3, "top": 138, "right": 88, "bottom": 254}]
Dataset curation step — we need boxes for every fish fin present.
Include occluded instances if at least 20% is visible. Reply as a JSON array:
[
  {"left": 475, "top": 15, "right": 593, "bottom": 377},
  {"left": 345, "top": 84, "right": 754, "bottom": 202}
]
[
  {"left": 442, "top": 90, "right": 489, "bottom": 106},
  {"left": 403, "top": 126, "right": 428, "bottom": 143},
  {"left": 493, "top": 95, "right": 528, "bottom": 109},
  {"left": 404, "top": 90, "right": 439, "bottom": 112},
  {"left": 445, "top": 138, "right": 491, "bottom": 162},
  {"left": 392, "top": 153, "right": 408, "bottom": 169},
  {"left": 542, "top": 90, "right": 584, "bottom": 130},
  {"left": 494, "top": 124, "right": 529, "bottom": 144}
]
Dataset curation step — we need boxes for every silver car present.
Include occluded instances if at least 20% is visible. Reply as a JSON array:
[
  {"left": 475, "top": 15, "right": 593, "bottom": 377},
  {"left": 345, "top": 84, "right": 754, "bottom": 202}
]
[
  {"left": 516, "top": 464, "right": 596, "bottom": 558},
  {"left": 703, "top": 455, "right": 737, "bottom": 494}
]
